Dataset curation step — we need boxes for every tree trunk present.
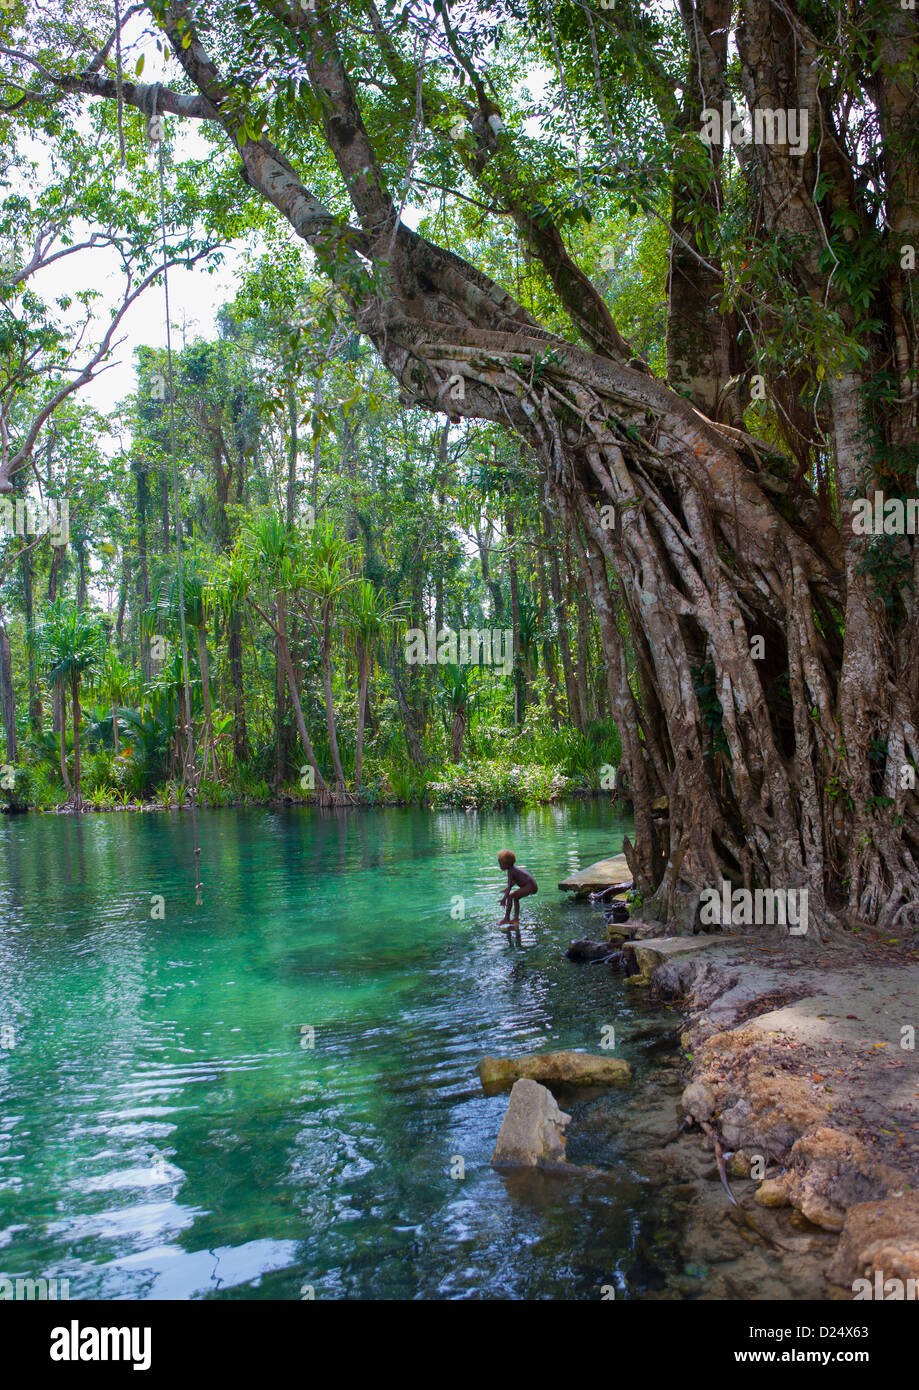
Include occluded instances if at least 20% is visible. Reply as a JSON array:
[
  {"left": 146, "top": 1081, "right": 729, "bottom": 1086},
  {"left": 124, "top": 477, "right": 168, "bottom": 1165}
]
[
  {"left": 116, "top": 550, "right": 130, "bottom": 644},
  {"left": 390, "top": 643, "right": 424, "bottom": 766},
  {"left": 505, "top": 507, "right": 525, "bottom": 726},
  {"left": 19, "top": 537, "right": 41, "bottom": 732},
  {"left": 275, "top": 594, "right": 329, "bottom": 794},
  {"left": 355, "top": 647, "right": 369, "bottom": 787},
  {"left": 196, "top": 624, "right": 218, "bottom": 778},
  {"left": 544, "top": 510, "right": 581, "bottom": 730},
  {"left": 0, "top": 623, "right": 16, "bottom": 763},
  {"left": 47, "top": 543, "right": 63, "bottom": 603},
  {"left": 58, "top": 685, "right": 71, "bottom": 800},
  {"left": 70, "top": 670, "right": 82, "bottom": 812},
  {"left": 228, "top": 606, "right": 249, "bottom": 762},
  {"left": 450, "top": 706, "right": 466, "bottom": 762},
  {"left": 321, "top": 606, "right": 347, "bottom": 790}
]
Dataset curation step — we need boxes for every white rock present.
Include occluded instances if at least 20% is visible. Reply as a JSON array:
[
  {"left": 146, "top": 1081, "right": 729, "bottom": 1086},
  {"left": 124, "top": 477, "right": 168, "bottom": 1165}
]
[{"left": 491, "top": 1078, "right": 572, "bottom": 1169}]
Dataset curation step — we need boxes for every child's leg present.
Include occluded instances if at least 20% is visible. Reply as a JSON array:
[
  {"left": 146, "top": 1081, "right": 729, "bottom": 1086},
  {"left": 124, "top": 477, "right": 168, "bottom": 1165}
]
[{"left": 511, "top": 886, "right": 535, "bottom": 921}]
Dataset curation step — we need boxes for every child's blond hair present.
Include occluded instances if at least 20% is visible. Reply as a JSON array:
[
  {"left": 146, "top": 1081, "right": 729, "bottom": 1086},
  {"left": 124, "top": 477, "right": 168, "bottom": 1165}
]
[{"left": 497, "top": 849, "right": 516, "bottom": 869}]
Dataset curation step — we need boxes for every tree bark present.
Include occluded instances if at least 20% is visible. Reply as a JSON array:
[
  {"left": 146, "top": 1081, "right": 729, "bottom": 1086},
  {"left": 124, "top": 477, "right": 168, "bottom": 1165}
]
[{"left": 0, "top": 623, "right": 16, "bottom": 763}]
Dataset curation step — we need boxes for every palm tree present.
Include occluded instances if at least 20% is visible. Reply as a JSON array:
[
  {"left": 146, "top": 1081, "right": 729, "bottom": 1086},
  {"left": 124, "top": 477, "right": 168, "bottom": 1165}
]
[
  {"left": 37, "top": 599, "right": 104, "bottom": 811},
  {"left": 348, "top": 581, "right": 406, "bottom": 788}
]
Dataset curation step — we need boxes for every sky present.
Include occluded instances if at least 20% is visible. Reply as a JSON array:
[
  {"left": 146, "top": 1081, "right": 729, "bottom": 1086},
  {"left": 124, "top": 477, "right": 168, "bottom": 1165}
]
[{"left": 21, "top": 11, "right": 547, "bottom": 423}]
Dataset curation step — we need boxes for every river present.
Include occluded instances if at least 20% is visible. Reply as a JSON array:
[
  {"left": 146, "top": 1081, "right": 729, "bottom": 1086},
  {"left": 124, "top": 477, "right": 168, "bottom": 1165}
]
[{"left": 0, "top": 801, "right": 690, "bottom": 1299}]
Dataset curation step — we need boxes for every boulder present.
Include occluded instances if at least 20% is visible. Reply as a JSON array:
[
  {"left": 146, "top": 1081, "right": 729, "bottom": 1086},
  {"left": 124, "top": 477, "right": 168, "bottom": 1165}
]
[
  {"left": 623, "top": 932, "right": 725, "bottom": 985},
  {"left": 826, "top": 1195, "right": 919, "bottom": 1293},
  {"left": 606, "top": 920, "right": 659, "bottom": 944},
  {"left": 558, "top": 854, "right": 631, "bottom": 896},
  {"left": 565, "top": 938, "right": 617, "bottom": 963},
  {"left": 784, "top": 1125, "right": 899, "bottom": 1232},
  {"left": 755, "top": 1177, "right": 791, "bottom": 1209},
  {"left": 478, "top": 1049, "right": 631, "bottom": 1091},
  {"left": 491, "top": 1078, "right": 571, "bottom": 1169},
  {"left": 681, "top": 1079, "right": 716, "bottom": 1124}
]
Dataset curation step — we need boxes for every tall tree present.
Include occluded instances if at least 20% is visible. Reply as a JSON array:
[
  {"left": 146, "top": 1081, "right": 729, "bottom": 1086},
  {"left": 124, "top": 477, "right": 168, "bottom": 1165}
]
[{"left": 11, "top": 0, "right": 919, "bottom": 931}]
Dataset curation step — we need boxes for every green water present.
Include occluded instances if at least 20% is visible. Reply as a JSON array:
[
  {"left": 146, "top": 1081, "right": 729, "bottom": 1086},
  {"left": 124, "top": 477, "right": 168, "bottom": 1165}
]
[{"left": 0, "top": 801, "right": 684, "bottom": 1300}]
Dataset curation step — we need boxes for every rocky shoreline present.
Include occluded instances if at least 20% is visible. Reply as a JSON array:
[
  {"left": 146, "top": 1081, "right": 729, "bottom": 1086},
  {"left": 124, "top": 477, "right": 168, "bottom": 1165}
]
[
  {"left": 634, "top": 931, "right": 919, "bottom": 1298},
  {"left": 490, "top": 917, "right": 919, "bottom": 1297}
]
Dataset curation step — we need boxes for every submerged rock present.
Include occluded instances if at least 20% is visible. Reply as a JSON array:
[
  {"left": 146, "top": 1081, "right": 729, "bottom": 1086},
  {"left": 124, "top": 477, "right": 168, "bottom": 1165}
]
[
  {"left": 624, "top": 932, "right": 725, "bottom": 984},
  {"left": 565, "top": 938, "right": 617, "bottom": 963},
  {"left": 491, "top": 1078, "right": 571, "bottom": 1169},
  {"left": 479, "top": 1050, "right": 631, "bottom": 1090},
  {"left": 755, "top": 1176, "right": 791, "bottom": 1209}
]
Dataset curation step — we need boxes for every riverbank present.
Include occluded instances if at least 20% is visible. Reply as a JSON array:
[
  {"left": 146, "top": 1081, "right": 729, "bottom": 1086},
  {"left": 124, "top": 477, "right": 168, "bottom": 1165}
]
[
  {"left": 1, "top": 783, "right": 629, "bottom": 816},
  {"left": 631, "top": 931, "right": 919, "bottom": 1297}
]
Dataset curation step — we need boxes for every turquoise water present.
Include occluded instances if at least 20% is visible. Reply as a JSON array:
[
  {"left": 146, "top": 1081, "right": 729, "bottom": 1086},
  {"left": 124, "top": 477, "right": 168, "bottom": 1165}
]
[{"left": 0, "top": 802, "right": 683, "bottom": 1300}]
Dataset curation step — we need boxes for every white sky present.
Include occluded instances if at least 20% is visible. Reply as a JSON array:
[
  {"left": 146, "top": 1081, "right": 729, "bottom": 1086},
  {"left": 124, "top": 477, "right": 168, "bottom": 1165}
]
[{"left": 19, "top": 19, "right": 540, "bottom": 427}]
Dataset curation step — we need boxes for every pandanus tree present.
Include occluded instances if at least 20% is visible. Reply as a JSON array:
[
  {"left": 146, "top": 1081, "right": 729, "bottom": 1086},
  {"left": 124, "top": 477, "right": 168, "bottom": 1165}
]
[
  {"left": 438, "top": 661, "right": 480, "bottom": 764},
  {"left": 37, "top": 599, "right": 104, "bottom": 811},
  {"left": 214, "top": 509, "right": 330, "bottom": 795},
  {"left": 348, "top": 580, "right": 406, "bottom": 788},
  {"left": 300, "top": 517, "right": 355, "bottom": 792},
  {"left": 169, "top": 565, "right": 219, "bottom": 780},
  {"left": 20, "top": 0, "right": 919, "bottom": 931},
  {"left": 142, "top": 564, "right": 218, "bottom": 785},
  {"left": 94, "top": 647, "right": 137, "bottom": 757}
]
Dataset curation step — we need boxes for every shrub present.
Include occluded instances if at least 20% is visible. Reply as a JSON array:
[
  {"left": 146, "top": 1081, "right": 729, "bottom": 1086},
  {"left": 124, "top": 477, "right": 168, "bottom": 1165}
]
[{"left": 425, "top": 759, "right": 569, "bottom": 809}]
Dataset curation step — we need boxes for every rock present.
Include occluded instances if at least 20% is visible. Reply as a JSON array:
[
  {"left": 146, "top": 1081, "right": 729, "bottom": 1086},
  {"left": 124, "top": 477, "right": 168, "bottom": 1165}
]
[
  {"left": 558, "top": 854, "right": 631, "bottom": 896},
  {"left": 682, "top": 1079, "right": 716, "bottom": 1124},
  {"left": 755, "top": 1177, "right": 790, "bottom": 1208},
  {"left": 565, "top": 938, "right": 617, "bottom": 963},
  {"left": 826, "top": 1195, "right": 919, "bottom": 1293},
  {"left": 606, "top": 920, "right": 659, "bottom": 944},
  {"left": 651, "top": 956, "right": 702, "bottom": 1000},
  {"left": 624, "top": 932, "right": 725, "bottom": 985},
  {"left": 727, "top": 1150, "right": 752, "bottom": 1179},
  {"left": 491, "top": 1078, "right": 571, "bottom": 1168},
  {"left": 478, "top": 1050, "right": 631, "bottom": 1091},
  {"left": 719, "top": 1098, "right": 754, "bottom": 1150},
  {"left": 784, "top": 1125, "right": 899, "bottom": 1232}
]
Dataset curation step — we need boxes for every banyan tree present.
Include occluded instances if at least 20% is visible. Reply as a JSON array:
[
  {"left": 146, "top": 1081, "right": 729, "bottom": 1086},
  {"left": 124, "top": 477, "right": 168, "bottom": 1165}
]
[{"left": 6, "top": 0, "right": 919, "bottom": 933}]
